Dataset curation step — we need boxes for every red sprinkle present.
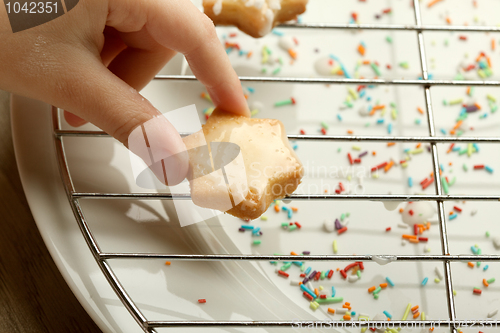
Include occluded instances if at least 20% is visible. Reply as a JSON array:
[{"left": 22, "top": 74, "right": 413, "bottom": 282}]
[
  {"left": 474, "top": 165, "right": 485, "bottom": 169},
  {"left": 473, "top": 288, "right": 482, "bottom": 295},
  {"left": 409, "top": 210, "right": 414, "bottom": 216},
  {"left": 321, "top": 128, "right": 327, "bottom": 135},
  {"left": 459, "top": 36, "right": 468, "bottom": 41},
  {"left": 320, "top": 294, "right": 327, "bottom": 299},
  {"left": 340, "top": 269, "right": 347, "bottom": 279},
  {"left": 278, "top": 270, "right": 289, "bottom": 278},
  {"left": 358, "top": 261, "right": 364, "bottom": 270},
  {"left": 371, "top": 162, "right": 388, "bottom": 172},
  {"left": 300, "top": 273, "right": 306, "bottom": 277},
  {"left": 453, "top": 206, "right": 462, "bottom": 213},
  {"left": 386, "top": 227, "right": 392, "bottom": 232},
  {"left": 414, "top": 224, "right": 419, "bottom": 236},
  {"left": 339, "top": 182, "right": 345, "bottom": 191},
  {"left": 354, "top": 158, "right": 362, "bottom": 163},
  {"left": 291, "top": 97, "right": 296, "bottom": 104},
  {"left": 338, "top": 226, "right": 348, "bottom": 235},
  {"left": 348, "top": 153, "right": 353, "bottom": 165},
  {"left": 303, "top": 291, "right": 314, "bottom": 301},
  {"left": 198, "top": 299, "right": 207, "bottom": 303},
  {"left": 344, "top": 262, "right": 359, "bottom": 272},
  {"left": 315, "top": 271, "right": 321, "bottom": 280},
  {"left": 300, "top": 129, "right": 306, "bottom": 135},
  {"left": 294, "top": 222, "right": 302, "bottom": 228},
  {"left": 418, "top": 237, "right": 428, "bottom": 242},
  {"left": 327, "top": 270, "right": 334, "bottom": 278}
]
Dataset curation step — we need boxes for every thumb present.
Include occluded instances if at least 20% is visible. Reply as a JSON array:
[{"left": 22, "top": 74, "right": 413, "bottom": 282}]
[{"left": 55, "top": 57, "right": 189, "bottom": 186}]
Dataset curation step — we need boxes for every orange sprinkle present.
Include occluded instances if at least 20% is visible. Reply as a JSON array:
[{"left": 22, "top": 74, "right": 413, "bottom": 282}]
[
  {"left": 487, "top": 57, "right": 492, "bottom": 68},
  {"left": 362, "top": 60, "right": 371, "bottom": 65},
  {"left": 492, "top": 38, "right": 496, "bottom": 51},
  {"left": 358, "top": 44, "right": 366, "bottom": 56},
  {"left": 314, "top": 288, "right": 319, "bottom": 296},
  {"left": 291, "top": 207, "right": 298, "bottom": 212},
  {"left": 417, "top": 107, "right": 424, "bottom": 114},
  {"left": 446, "top": 17, "right": 451, "bottom": 24},
  {"left": 298, "top": 281, "right": 302, "bottom": 285},
  {"left": 342, "top": 304, "right": 350, "bottom": 309},
  {"left": 484, "top": 279, "right": 489, "bottom": 287},
  {"left": 411, "top": 305, "right": 419, "bottom": 312},
  {"left": 372, "top": 151, "right": 377, "bottom": 156},
  {"left": 416, "top": 143, "right": 422, "bottom": 148},
  {"left": 380, "top": 283, "right": 388, "bottom": 288},
  {"left": 474, "top": 103, "right": 482, "bottom": 110},
  {"left": 476, "top": 52, "right": 485, "bottom": 62},
  {"left": 165, "top": 261, "right": 171, "bottom": 265},
  {"left": 290, "top": 251, "right": 298, "bottom": 256},
  {"left": 244, "top": 94, "right": 249, "bottom": 100},
  {"left": 430, "top": 328, "right": 435, "bottom": 332},
  {"left": 247, "top": 51, "right": 253, "bottom": 58},
  {"left": 343, "top": 315, "right": 351, "bottom": 320},
  {"left": 467, "top": 87, "right": 471, "bottom": 95},
  {"left": 450, "top": 130, "right": 456, "bottom": 135},
  {"left": 328, "top": 308, "right": 336, "bottom": 314},
  {"left": 337, "top": 70, "right": 344, "bottom": 76},
  {"left": 399, "top": 208, "right": 404, "bottom": 213},
  {"left": 384, "top": 160, "right": 395, "bottom": 172},
  {"left": 402, "top": 234, "right": 418, "bottom": 240},
  {"left": 274, "top": 205, "right": 280, "bottom": 212},
  {"left": 387, "top": 142, "right": 396, "bottom": 147},
  {"left": 368, "top": 286, "right": 376, "bottom": 293},
  {"left": 409, "top": 238, "right": 419, "bottom": 244},
  {"left": 427, "top": 0, "right": 444, "bottom": 7},
  {"left": 372, "top": 104, "right": 386, "bottom": 111},
  {"left": 467, "top": 262, "right": 474, "bottom": 268},
  {"left": 288, "top": 49, "right": 297, "bottom": 60},
  {"left": 347, "top": 130, "right": 354, "bottom": 134},
  {"left": 453, "top": 120, "right": 463, "bottom": 130},
  {"left": 413, "top": 312, "right": 420, "bottom": 319},
  {"left": 427, "top": 222, "right": 431, "bottom": 229},
  {"left": 449, "top": 211, "right": 454, "bottom": 216},
  {"left": 345, "top": 302, "right": 351, "bottom": 306}
]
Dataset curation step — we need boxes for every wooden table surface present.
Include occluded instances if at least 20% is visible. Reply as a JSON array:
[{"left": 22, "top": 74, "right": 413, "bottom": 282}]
[{"left": 0, "top": 90, "right": 102, "bottom": 332}]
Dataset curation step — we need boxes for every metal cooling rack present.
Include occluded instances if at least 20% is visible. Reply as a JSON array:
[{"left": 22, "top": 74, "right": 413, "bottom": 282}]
[{"left": 52, "top": 1, "right": 500, "bottom": 332}]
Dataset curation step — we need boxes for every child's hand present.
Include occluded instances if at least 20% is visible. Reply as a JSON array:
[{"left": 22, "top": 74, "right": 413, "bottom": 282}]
[{"left": 0, "top": 0, "right": 249, "bottom": 185}]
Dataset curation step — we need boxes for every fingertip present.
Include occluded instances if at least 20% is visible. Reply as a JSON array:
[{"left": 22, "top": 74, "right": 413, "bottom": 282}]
[
  {"left": 207, "top": 86, "right": 250, "bottom": 118},
  {"left": 64, "top": 110, "right": 88, "bottom": 127}
]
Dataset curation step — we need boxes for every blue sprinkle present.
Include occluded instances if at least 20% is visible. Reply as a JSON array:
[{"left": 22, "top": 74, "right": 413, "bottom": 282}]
[
  {"left": 293, "top": 261, "right": 302, "bottom": 266},
  {"left": 337, "top": 114, "right": 342, "bottom": 121},
  {"left": 288, "top": 210, "right": 293, "bottom": 219},
  {"left": 300, "top": 284, "right": 316, "bottom": 298},
  {"left": 404, "top": 148, "right": 410, "bottom": 153},
  {"left": 305, "top": 267, "right": 312, "bottom": 275},
  {"left": 367, "top": 96, "right": 372, "bottom": 102},
  {"left": 377, "top": 119, "right": 385, "bottom": 124},
  {"left": 485, "top": 166, "right": 494, "bottom": 173},
  {"left": 452, "top": 146, "right": 461, "bottom": 151},
  {"left": 471, "top": 246, "right": 478, "bottom": 254},
  {"left": 351, "top": 311, "right": 356, "bottom": 316},
  {"left": 359, "top": 90, "right": 366, "bottom": 98},
  {"left": 408, "top": 177, "right": 413, "bottom": 188},
  {"left": 473, "top": 143, "right": 480, "bottom": 152},
  {"left": 421, "top": 277, "right": 429, "bottom": 286},
  {"left": 225, "top": 47, "right": 233, "bottom": 54},
  {"left": 360, "top": 41, "right": 366, "bottom": 47},
  {"left": 331, "top": 286, "right": 336, "bottom": 297},
  {"left": 484, "top": 265, "right": 489, "bottom": 271},
  {"left": 246, "top": 87, "right": 255, "bottom": 93},
  {"left": 385, "top": 277, "right": 395, "bottom": 287},
  {"left": 383, "top": 311, "right": 392, "bottom": 319},
  {"left": 293, "top": 144, "right": 298, "bottom": 150},
  {"left": 449, "top": 213, "right": 458, "bottom": 220},
  {"left": 271, "top": 29, "right": 284, "bottom": 36},
  {"left": 387, "top": 123, "right": 393, "bottom": 134},
  {"left": 252, "top": 227, "right": 261, "bottom": 234},
  {"left": 440, "top": 128, "right": 447, "bottom": 134},
  {"left": 282, "top": 206, "right": 289, "bottom": 212},
  {"left": 440, "top": 164, "right": 444, "bottom": 172},
  {"left": 241, "top": 225, "right": 254, "bottom": 230}
]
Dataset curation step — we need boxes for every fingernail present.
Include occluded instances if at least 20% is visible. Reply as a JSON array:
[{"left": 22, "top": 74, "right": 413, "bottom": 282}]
[{"left": 128, "top": 115, "right": 188, "bottom": 186}]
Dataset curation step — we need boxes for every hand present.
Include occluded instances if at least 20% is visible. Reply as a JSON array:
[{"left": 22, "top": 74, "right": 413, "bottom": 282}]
[{"left": 0, "top": 0, "right": 250, "bottom": 185}]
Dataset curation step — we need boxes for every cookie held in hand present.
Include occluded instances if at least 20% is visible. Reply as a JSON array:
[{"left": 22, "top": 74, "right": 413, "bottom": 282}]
[
  {"left": 183, "top": 108, "right": 303, "bottom": 220},
  {"left": 203, "top": 0, "right": 308, "bottom": 38}
]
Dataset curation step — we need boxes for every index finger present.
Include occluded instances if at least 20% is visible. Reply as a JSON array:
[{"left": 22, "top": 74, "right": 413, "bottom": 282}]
[{"left": 107, "top": 0, "right": 250, "bottom": 117}]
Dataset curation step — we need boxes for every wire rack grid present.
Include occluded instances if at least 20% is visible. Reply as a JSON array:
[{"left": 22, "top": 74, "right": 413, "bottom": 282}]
[{"left": 52, "top": 1, "right": 500, "bottom": 332}]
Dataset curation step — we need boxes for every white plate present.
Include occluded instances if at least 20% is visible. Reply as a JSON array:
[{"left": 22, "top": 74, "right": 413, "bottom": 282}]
[{"left": 11, "top": 1, "right": 500, "bottom": 332}]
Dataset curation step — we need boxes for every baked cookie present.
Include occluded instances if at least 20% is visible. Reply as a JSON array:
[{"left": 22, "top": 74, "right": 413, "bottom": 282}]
[
  {"left": 203, "top": 0, "right": 308, "bottom": 38},
  {"left": 183, "top": 108, "right": 303, "bottom": 220}
]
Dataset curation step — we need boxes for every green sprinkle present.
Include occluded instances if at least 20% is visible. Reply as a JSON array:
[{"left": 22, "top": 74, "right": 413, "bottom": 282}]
[
  {"left": 357, "top": 270, "right": 362, "bottom": 278},
  {"left": 346, "top": 212, "right": 350, "bottom": 217},
  {"left": 443, "top": 100, "right": 448, "bottom": 105},
  {"left": 373, "top": 286, "right": 382, "bottom": 295},
  {"left": 253, "top": 240, "right": 261, "bottom": 245},
  {"left": 320, "top": 271, "right": 326, "bottom": 280},
  {"left": 449, "top": 98, "right": 463, "bottom": 105},
  {"left": 321, "top": 121, "right": 329, "bottom": 130},
  {"left": 261, "top": 68, "right": 267, "bottom": 73},
  {"left": 448, "top": 177, "right": 456, "bottom": 186},
  {"left": 486, "top": 231, "right": 490, "bottom": 237},
  {"left": 487, "top": 94, "right": 496, "bottom": 102},
  {"left": 281, "top": 222, "right": 288, "bottom": 227},
  {"left": 348, "top": 87, "right": 358, "bottom": 100},
  {"left": 435, "top": 278, "right": 441, "bottom": 283},
  {"left": 441, "top": 176, "right": 449, "bottom": 194},
  {"left": 272, "top": 67, "right": 281, "bottom": 75},
  {"left": 386, "top": 36, "right": 393, "bottom": 43},
  {"left": 341, "top": 213, "right": 345, "bottom": 221},
  {"left": 281, "top": 262, "right": 292, "bottom": 270},
  {"left": 487, "top": 278, "right": 496, "bottom": 284},
  {"left": 315, "top": 297, "right": 343, "bottom": 304},
  {"left": 274, "top": 99, "right": 293, "bottom": 107},
  {"left": 399, "top": 62, "right": 409, "bottom": 69},
  {"left": 373, "top": 294, "right": 379, "bottom": 299},
  {"left": 371, "top": 63, "right": 382, "bottom": 76},
  {"left": 468, "top": 87, "right": 475, "bottom": 96},
  {"left": 250, "top": 109, "right": 259, "bottom": 117},
  {"left": 391, "top": 108, "right": 398, "bottom": 120},
  {"left": 289, "top": 224, "right": 297, "bottom": 231},
  {"left": 337, "top": 147, "right": 341, "bottom": 152}
]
